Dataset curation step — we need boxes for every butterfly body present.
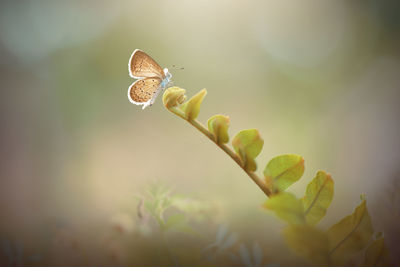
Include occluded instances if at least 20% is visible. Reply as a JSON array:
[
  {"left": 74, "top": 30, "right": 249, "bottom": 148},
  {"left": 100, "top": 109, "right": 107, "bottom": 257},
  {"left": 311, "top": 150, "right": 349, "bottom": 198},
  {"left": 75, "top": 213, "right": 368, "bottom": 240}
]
[
  {"left": 127, "top": 49, "right": 172, "bottom": 109},
  {"left": 160, "top": 70, "right": 172, "bottom": 88}
]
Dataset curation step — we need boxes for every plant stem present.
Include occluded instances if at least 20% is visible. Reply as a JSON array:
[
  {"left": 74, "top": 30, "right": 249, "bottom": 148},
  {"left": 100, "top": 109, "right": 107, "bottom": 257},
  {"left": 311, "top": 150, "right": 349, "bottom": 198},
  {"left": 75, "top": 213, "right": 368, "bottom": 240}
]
[{"left": 167, "top": 107, "right": 271, "bottom": 197}]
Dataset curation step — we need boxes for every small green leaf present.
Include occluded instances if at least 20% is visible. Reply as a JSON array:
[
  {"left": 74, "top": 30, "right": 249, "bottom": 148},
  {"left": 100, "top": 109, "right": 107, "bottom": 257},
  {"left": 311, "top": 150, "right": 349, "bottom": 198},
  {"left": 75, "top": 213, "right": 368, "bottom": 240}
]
[
  {"left": 207, "top": 115, "right": 230, "bottom": 144},
  {"left": 162, "top": 86, "right": 187, "bottom": 108},
  {"left": 327, "top": 200, "right": 373, "bottom": 264},
  {"left": 144, "top": 200, "right": 155, "bottom": 214},
  {"left": 232, "top": 129, "right": 264, "bottom": 172},
  {"left": 164, "top": 213, "right": 186, "bottom": 230},
  {"left": 359, "top": 237, "right": 391, "bottom": 267},
  {"left": 264, "top": 154, "right": 304, "bottom": 193},
  {"left": 264, "top": 192, "right": 305, "bottom": 225},
  {"left": 284, "top": 225, "right": 330, "bottom": 267},
  {"left": 170, "top": 194, "right": 210, "bottom": 214},
  {"left": 181, "top": 89, "right": 207, "bottom": 120},
  {"left": 173, "top": 224, "right": 201, "bottom": 237},
  {"left": 302, "top": 171, "right": 334, "bottom": 225}
]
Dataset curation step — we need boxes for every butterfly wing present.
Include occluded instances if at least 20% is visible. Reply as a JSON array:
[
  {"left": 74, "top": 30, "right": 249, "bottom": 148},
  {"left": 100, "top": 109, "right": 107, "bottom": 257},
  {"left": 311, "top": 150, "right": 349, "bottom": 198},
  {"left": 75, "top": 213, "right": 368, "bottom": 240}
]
[
  {"left": 127, "top": 77, "right": 162, "bottom": 109},
  {"left": 129, "top": 49, "right": 165, "bottom": 79}
]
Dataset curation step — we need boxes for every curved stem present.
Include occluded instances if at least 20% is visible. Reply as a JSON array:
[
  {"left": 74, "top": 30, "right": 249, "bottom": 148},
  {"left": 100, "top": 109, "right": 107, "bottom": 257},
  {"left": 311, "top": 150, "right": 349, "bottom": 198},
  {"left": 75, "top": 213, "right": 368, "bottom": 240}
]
[{"left": 167, "top": 107, "right": 271, "bottom": 197}]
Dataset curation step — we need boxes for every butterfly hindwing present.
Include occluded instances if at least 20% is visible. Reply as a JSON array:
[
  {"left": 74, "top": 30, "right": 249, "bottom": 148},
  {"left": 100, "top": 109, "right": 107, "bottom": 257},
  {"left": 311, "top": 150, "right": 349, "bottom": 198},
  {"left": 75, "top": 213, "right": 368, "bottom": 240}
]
[{"left": 128, "top": 77, "right": 162, "bottom": 109}]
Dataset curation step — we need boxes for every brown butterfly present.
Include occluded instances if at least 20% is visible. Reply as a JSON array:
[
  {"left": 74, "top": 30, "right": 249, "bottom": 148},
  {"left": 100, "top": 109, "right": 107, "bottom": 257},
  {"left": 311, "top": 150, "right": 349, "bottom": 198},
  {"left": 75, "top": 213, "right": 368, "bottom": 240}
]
[{"left": 127, "top": 49, "right": 172, "bottom": 109}]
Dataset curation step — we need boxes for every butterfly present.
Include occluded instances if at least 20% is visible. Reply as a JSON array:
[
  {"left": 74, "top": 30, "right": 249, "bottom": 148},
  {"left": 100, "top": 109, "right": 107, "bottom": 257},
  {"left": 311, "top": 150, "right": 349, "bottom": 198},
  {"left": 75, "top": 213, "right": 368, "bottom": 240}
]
[{"left": 127, "top": 49, "right": 172, "bottom": 109}]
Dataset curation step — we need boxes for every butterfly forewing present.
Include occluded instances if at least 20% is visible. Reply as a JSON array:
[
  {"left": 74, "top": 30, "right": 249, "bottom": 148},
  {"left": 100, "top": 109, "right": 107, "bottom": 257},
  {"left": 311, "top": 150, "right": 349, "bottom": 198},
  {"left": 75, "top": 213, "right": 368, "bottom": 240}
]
[
  {"left": 129, "top": 49, "right": 165, "bottom": 79},
  {"left": 128, "top": 77, "right": 162, "bottom": 104}
]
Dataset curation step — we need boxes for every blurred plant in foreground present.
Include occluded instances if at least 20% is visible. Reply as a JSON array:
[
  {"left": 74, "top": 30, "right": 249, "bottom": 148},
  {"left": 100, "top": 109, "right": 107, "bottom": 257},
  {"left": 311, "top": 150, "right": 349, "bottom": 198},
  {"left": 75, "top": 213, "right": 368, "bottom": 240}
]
[
  {"left": 135, "top": 183, "right": 210, "bottom": 236},
  {"left": 127, "top": 184, "right": 279, "bottom": 267},
  {"left": 202, "top": 225, "right": 279, "bottom": 267}
]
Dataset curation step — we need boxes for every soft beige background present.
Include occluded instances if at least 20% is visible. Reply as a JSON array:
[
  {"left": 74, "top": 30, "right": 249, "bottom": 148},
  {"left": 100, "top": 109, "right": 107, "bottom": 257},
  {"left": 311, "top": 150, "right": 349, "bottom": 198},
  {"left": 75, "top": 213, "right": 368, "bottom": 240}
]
[{"left": 1, "top": 0, "right": 399, "bottom": 265}]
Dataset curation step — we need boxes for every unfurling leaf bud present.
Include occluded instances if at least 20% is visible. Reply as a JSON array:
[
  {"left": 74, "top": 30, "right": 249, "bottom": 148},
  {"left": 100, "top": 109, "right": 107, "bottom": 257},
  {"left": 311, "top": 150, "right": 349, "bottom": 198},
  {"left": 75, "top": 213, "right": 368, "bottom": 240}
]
[
  {"left": 232, "top": 129, "right": 264, "bottom": 172},
  {"left": 181, "top": 89, "right": 207, "bottom": 120},
  {"left": 163, "top": 87, "right": 186, "bottom": 108},
  {"left": 207, "top": 115, "right": 230, "bottom": 144}
]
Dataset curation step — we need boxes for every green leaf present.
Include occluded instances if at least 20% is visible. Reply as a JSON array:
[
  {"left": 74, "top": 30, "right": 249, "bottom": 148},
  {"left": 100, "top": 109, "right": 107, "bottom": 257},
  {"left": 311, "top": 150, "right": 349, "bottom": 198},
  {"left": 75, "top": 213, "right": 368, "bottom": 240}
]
[
  {"left": 264, "top": 192, "right": 305, "bottom": 225},
  {"left": 284, "top": 225, "right": 330, "bottom": 267},
  {"left": 162, "top": 86, "right": 186, "bottom": 108},
  {"left": 359, "top": 237, "right": 391, "bottom": 267},
  {"left": 302, "top": 171, "right": 334, "bottom": 225},
  {"left": 327, "top": 200, "right": 373, "bottom": 264},
  {"left": 264, "top": 154, "right": 305, "bottom": 193},
  {"left": 144, "top": 199, "right": 155, "bottom": 214},
  {"left": 181, "top": 89, "right": 207, "bottom": 120},
  {"left": 173, "top": 224, "right": 201, "bottom": 237},
  {"left": 170, "top": 194, "right": 210, "bottom": 214},
  {"left": 232, "top": 129, "right": 264, "bottom": 172},
  {"left": 207, "top": 114, "right": 230, "bottom": 144},
  {"left": 164, "top": 213, "right": 186, "bottom": 230}
]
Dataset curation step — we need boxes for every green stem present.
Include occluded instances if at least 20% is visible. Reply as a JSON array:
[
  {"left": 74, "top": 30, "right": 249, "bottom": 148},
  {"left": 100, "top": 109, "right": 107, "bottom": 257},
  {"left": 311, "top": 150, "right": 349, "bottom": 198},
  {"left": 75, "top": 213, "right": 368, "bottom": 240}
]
[{"left": 167, "top": 107, "right": 271, "bottom": 197}]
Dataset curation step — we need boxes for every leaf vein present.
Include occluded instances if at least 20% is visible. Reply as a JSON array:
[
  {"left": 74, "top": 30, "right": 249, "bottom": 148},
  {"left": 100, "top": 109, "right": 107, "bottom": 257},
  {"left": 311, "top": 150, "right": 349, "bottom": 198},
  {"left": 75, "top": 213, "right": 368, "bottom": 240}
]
[
  {"left": 304, "top": 176, "right": 329, "bottom": 216},
  {"left": 329, "top": 213, "right": 364, "bottom": 256},
  {"left": 273, "top": 159, "right": 304, "bottom": 182}
]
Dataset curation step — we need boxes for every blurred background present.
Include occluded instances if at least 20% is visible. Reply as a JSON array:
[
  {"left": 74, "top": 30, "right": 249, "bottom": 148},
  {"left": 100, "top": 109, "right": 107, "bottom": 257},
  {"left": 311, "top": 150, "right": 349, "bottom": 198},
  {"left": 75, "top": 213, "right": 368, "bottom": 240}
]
[{"left": 0, "top": 0, "right": 399, "bottom": 266}]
